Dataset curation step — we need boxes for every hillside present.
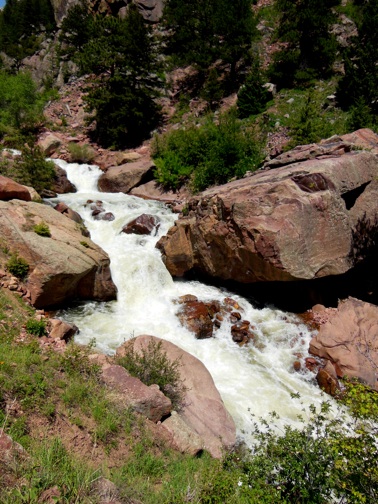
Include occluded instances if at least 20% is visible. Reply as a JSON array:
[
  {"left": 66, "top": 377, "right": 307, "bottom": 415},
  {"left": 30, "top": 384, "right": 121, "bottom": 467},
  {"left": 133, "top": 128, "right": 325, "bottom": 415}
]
[{"left": 1, "top": 0, "right": 378, "bottom": 502}]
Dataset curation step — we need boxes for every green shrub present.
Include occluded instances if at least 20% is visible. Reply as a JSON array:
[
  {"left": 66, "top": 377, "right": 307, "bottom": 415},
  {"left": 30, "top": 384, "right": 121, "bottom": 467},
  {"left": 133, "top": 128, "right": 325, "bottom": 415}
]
[
  {"left": 116, "top": 339, "right": 187, "bottom": 410},
  {"left": 152, "top": 111, "right": 264, "bottom": 192},
  {"left": 67, "top": 142, "right": 96, "bottom": 163},
  {"left": 33, "top": 222, "right": 51, "bottom": 237},
  {"left": 1, "top": 145, "right": 56, "bottom": 192},
  {"left": 25, "top": 318, "right": 47, "bottom": 337},
  {"left": 6, "top": 253, "right": 29, "bottom": 279}
]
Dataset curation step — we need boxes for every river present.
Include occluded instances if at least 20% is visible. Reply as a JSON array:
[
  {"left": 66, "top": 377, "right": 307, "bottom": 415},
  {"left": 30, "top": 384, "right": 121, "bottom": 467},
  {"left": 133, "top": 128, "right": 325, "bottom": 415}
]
[{"left": 50, "top": 159, "right": 329, "bottom": 444}]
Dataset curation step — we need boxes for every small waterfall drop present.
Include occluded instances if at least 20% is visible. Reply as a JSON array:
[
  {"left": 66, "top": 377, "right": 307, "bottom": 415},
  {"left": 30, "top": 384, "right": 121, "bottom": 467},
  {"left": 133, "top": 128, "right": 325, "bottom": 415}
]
[{"left": 52, "top": 160, "right": 327, "bottom": 443}]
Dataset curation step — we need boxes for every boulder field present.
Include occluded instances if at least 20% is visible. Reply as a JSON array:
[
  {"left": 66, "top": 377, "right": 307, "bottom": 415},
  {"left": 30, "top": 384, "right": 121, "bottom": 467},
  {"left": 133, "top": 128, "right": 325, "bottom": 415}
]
[
  {"left": 157, "top": 129, "right": 378, "bottom": 289},
  {"left": 0, "top": 198, "right": 117, "bottom": 308}
]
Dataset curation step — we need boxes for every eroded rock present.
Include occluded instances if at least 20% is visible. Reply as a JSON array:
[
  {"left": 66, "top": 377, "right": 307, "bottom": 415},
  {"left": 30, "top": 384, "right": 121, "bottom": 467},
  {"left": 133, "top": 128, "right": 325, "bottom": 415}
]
[
  {"left": 157, "top": 130, "right": 378, "bottom": 284},
  {"left": 0, "top": 175, "right": 31, "bottom": 202},
  {"left": 0, "top": 199, "right": 117, "bottom": 308},
  {"left": 119, "top": 335, "right": 236, "bottom": 458},
  {"left": 309, "top": 297, "right": 378, "bottom": 390},
  {"left": 98, "top": 159, "right": 155, "bottom": 194}
]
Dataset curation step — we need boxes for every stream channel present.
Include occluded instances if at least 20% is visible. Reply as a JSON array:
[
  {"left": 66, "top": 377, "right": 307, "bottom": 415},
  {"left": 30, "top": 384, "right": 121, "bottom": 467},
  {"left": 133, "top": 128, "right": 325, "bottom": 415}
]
[{"left": 50, "top": 160, "right": 330, "bottom": 445}]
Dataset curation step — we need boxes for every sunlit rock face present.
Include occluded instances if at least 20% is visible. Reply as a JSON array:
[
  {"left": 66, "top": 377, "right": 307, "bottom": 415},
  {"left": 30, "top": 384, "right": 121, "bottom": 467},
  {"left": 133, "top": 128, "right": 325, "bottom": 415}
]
[
  {"left": 0, "top": 199, "right": 117, "bottom": 308},
  {"left": 157, "top": 129, "right": 378, "bottom": 285},
  {"left": 51, "top": 0, "right": 164, "bottom": 24}
]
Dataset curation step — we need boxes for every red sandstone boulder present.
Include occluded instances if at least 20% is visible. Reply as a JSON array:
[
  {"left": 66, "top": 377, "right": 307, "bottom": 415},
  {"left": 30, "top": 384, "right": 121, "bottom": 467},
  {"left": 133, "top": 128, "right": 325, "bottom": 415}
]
[
  {"left": 0, "top": 175, "right": 31, "bottom": 202},
  {"left": 48, "top": 319, "right": 78, "bottom": 342},
  {"left": 119, "top": 335, "right": 236, "bottom": 458},
  {"left": 101, "top": 364, "right": 172, "bottom": 422},
  {"left": 309, "top": 297, "right": 378, "bottom": 390},
  {"left": 176, "top": 299, "right": 219, "bottom": 339},
  {"left": 54, "top": 202, "right": 83, "bottom": 225},
  {"left": 0, "top": 199, "right": 117, "bottom": 308},
  {"left": 98, "top": 159, "right": 155, "bottom": 194},
  {"left": 52, "top": 165, "right": 76, "bottom": 194},
  {"left": 157, "top": 130, "right": 378, "bottom": 283},
  {"left": 122, "top": 214, "right": 160, "bottom": 236}
]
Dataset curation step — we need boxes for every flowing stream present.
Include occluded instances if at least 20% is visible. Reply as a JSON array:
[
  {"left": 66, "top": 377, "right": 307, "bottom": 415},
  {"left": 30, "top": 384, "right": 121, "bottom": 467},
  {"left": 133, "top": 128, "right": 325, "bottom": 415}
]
[{"left": 51, "top": 160, "right": 329, "bottom": 444}]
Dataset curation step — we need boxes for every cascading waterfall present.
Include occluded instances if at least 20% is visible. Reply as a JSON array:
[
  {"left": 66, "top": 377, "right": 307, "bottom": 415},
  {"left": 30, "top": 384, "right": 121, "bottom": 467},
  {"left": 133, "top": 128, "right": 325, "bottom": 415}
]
[{"left": 51, "top": 159, "right": 330, "bottom": 444}]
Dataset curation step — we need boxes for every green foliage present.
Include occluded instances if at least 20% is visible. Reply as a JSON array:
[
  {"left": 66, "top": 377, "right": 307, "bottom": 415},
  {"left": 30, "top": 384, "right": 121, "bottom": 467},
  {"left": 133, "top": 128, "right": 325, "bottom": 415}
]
[
  {"left": 237, "top": 61, "right": 271, "bottom": 118},
  {"left": 1, "top": 145, "right": 56, "bottom": 193},
  {"left": 337, "top": 0, "right": 378, "bottom": 125},
  {"left": 62, "top": 5, "right": 162, "bottom": 148},
  {"left": 201, "top": 68, "right": 224, "bottom": 110},
  {"left": 0, "top": 0, "right": 56, "bottom": 65},
  {"left": 6, "top": 253, "right": 29, "bottom": 279},
  {"left": 0, "top": 71, "right": 44, "bottom": 137},
  {"left": 59, "top": 1, "right": 92, "bottom": 59},
  {"left": 269, "top": 0, "right": 341, "bottom": 88},
  {"left": 25, "top": 318, "right": 47, "bottom": 337},
  {"left": 33, "top": 222, "right": 51, "bottom": 238},
  {"left": 163, "top": 0, "right": 258, "bottom": 85},
  {"left": 4, "top": 438, "right": 98, "bottom": 503},
  {"left": 116, "top": 338, "right": 187, "bottom": 409},
  {"left": 152, "top": 111, "right": 264, "bottom": 191},
  {"left": 67, "top": 142, "right": 96, "bottom": 163}
]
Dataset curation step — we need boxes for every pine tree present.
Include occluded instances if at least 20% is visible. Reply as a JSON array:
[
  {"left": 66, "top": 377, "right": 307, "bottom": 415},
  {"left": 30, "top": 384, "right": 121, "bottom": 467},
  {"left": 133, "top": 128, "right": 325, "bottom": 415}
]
[
  {"left": 162, "top": 0, "right": 257, "bottom": 83},
  {"left": 269, "top": 0, "right": 341, "bottom": 88},
  {"left": 237, "top": 60, "right": 270, "bottom": 118},
  {"left": 0, "top": 0, "right": 55, "bottom": 65},
  {"left": 74, "top": 6, "right": 162, "bottom": 148},
  {"left": 337, "top": 0, "right": 378, "bottom": 124}
]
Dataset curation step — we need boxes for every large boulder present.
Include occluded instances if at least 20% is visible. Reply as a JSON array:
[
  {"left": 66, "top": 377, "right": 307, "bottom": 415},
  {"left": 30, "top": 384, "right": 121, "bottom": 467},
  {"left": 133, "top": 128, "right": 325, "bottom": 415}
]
[
  {"left": 117, "top": 335, "right": 236, "bottom": 458},
  {"left": 0, "top": 200, "right": 117, "bottom": 308},
  {"left": 121, "top": 214, "right": 160, "bottom": 236},
  {"left": 98, "top": 159, "right": 155, "bottom": 194},
  {"left": 157, "top": 130, "right": 378, "bottom": 283},
  {"left": 0, "top": 175, "right": 31, "bottom": 202},
  {"left": 309, "top": 297, "right": 378, "bottom": 390}
]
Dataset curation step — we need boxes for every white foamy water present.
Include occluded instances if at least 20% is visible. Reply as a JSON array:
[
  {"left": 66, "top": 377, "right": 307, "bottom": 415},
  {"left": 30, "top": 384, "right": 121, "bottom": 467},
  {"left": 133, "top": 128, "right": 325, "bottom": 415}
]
[{"left": 51, "top": 159, "right": 329, "bottom": 443}]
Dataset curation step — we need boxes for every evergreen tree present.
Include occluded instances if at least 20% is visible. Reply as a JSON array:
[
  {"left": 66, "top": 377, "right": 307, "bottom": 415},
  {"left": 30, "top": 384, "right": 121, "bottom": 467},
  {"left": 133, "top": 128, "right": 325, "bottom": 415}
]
[
  {"left": 237, "top": 60, "right": 270, "bottom": 118},
  {"left": 0, "top": 0, "right": 56, "bottom": 65},
  {"left": 269, "top": 0, "right": 341, "bottom": 88},
  {"left": 337, "top": 0, "right": 378, "bottom": 125},
  {"left": 162, "top": 0, "right": 257, "bottom": 83},
  {"left": 71, "top": 6, "right": 162, "bottom": 148}
]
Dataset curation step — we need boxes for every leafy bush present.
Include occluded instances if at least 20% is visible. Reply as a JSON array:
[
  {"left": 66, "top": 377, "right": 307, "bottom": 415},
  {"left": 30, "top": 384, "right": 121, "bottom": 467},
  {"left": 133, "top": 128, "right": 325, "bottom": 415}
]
[
  {"left": 152, "top": 111, "right": 264, "bottom": 191},
  {"left": 116, "top": 339, "right": 187, "bottom": 410},
  {"left": 0, "top": 71, "right": 45, "bottom": 136},
  {"left": 4, "top": 145, "right": 56, "bottom": 193},
  {"left": 6, "top": 253, "right": 29, "bottom": 279},
  {"left": 33, "top": 222, "right": 51, "bottom": 237},
  {"left": 67, "top": 142, "right": 96, "bottom": 163},
  {"left": 26, "top": 318, "right": 47, "bottom": 337}
]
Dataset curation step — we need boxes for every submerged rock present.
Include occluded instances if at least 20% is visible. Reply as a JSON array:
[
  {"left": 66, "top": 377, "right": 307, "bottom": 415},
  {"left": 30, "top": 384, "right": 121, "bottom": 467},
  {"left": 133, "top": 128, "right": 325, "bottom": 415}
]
[{"left": 122, "top": 214, "right": 160, "bottom": 236}]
